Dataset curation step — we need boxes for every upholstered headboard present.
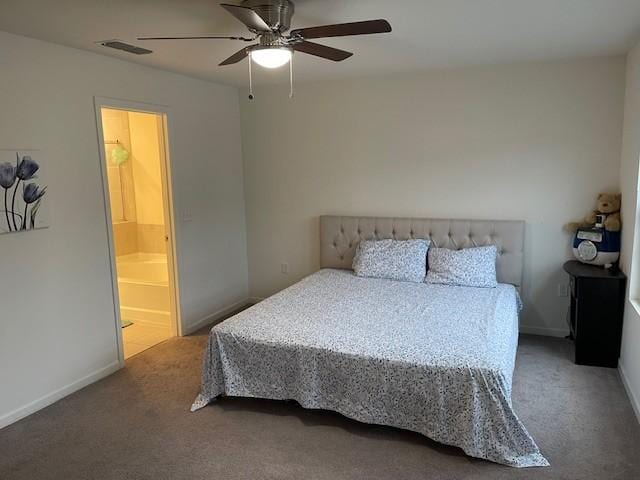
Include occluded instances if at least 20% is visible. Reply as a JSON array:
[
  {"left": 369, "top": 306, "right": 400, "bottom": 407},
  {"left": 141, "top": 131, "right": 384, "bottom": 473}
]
[{"left": 320, "top": 216, "right": 525, "bottom": 287}]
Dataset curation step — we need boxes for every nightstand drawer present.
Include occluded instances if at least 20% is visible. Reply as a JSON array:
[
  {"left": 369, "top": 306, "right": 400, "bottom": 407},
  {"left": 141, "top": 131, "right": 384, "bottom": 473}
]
[{"left": 563, "top": 260, "right": 626, "bottom": 368}]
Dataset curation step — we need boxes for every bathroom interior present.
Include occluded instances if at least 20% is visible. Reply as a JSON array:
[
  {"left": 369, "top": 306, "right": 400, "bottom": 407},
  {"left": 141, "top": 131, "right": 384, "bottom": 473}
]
[{"left": 100, "top": 107, "right": 175, "bottom": 359}]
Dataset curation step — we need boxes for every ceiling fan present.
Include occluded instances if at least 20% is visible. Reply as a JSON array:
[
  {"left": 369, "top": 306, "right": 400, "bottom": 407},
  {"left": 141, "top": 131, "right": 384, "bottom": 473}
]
[
  {"left": 137, "top": 0, "right": 392, "bottom": 96},
  {"left": 139, "top": 0, "right": 391, "bottom": 68}
]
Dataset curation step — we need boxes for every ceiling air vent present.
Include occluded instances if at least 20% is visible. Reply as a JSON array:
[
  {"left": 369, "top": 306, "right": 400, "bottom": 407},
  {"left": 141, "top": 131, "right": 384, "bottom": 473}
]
[{"left": 99, "top": 40, "right": 152, "bottom": 55}]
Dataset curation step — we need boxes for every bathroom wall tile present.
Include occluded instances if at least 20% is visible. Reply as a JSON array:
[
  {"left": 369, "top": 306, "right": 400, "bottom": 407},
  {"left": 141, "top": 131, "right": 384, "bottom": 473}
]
[
  {"left": 113, "top": 221, "right": 138, "bottom": 256},
  {"left": 137, "top": 223, "right": 166, "bottom": 254},
  {"left": 108, "top": 186, "right": 124, "bottom": 222}
]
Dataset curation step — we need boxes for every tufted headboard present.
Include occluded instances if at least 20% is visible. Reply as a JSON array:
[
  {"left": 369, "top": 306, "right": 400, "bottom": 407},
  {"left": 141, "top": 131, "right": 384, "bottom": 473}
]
[{"left": 320, "top": 216, "right": 525, "bottom": 287}]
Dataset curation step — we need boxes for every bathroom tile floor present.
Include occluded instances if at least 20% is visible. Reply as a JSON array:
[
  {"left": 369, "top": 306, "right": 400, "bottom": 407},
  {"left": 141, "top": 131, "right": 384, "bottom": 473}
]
[{"left": 122, "top": 323, "right": 172, "bottom": 359}]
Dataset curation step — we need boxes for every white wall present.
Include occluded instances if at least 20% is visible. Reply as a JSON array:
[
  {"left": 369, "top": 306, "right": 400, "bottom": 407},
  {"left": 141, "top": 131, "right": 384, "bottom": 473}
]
[
  {"left": 0, "top": 31, "right": 248, "bottom": 428},
  {"left": 619, "top": 40, "right": 640, "bottom": 421},
  {"left": 241, "top": 57, "right": 625, "bottom": 336}
]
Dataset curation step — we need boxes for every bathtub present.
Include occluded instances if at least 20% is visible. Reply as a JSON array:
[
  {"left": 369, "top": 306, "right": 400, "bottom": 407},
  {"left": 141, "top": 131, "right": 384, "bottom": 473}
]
[{"left": 116, "top": 253, "right": 171, "bottom": 327}]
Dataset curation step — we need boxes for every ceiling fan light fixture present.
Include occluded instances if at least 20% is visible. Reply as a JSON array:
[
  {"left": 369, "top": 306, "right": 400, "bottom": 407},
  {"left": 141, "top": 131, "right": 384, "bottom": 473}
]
[{"left": 251, "top": 47, "right": 292, "bottom": 68}]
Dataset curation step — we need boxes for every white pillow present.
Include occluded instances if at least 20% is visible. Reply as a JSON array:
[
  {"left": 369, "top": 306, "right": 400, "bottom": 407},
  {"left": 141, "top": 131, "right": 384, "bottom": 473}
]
[
  {"left": 425, "top": 245, "right": 498, "bottom": 288},
  {"left": 353, "top": 239, "right": 429, "bottom": 283}
]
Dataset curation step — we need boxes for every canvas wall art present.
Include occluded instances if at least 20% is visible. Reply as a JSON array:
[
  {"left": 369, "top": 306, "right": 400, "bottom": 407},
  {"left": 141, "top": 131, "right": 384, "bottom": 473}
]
[{"left": 0, "top": 150, "right": 50, "bottom": 234}]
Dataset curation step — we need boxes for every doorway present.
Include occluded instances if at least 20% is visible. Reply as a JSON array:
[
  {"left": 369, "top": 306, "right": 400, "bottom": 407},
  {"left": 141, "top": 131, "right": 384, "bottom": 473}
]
[{"left": 95, "top": 100, "right": 181, "bottom": 361}]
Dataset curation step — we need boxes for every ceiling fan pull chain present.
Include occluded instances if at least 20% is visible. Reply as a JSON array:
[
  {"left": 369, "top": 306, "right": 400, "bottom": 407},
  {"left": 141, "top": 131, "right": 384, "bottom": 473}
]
[
  {"left": 289, "top": 52, "right": 294, "bottom": 99},
  {"left": 248, "top": 50, "right": 254, "bottom": 100}
]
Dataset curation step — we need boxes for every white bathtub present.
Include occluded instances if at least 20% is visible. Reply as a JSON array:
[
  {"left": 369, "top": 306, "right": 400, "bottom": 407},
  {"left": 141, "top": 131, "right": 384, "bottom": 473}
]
[{"left": 116, "top": 253, "right": 171, "bottom": 327}]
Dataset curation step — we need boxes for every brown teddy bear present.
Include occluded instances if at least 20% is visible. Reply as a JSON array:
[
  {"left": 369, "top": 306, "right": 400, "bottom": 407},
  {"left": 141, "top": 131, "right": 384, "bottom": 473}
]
[{"left": 565, "top": 193, "right": 621, "bottom": 232}]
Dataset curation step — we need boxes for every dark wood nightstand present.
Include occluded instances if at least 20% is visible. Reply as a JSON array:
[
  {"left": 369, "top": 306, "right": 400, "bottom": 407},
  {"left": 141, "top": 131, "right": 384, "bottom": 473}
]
[{"left": 563, "top": 260, "right": 626, "bottom": 368}]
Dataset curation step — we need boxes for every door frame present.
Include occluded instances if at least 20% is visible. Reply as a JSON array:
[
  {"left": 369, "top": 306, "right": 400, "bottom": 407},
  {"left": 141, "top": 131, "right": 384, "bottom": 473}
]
[{"left": 93, "top": 96, "right": 183, "bottom": 364}]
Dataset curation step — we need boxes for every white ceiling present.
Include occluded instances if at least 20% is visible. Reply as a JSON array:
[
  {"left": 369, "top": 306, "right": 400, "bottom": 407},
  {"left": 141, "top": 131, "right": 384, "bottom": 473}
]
[{"left": 1, "top": 0, "right": 640, "bottom": 86}]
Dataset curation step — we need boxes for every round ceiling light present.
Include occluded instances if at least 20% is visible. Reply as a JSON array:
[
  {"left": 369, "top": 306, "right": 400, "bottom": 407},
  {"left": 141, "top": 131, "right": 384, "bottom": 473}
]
[{"left": 251, "top": 47, "right": 292, "bottom": 69}]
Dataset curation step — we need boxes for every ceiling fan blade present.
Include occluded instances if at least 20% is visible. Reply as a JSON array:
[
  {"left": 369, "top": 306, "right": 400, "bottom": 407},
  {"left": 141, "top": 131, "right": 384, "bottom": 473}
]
[
  {"left": 220, "top": 3, "right": 271, "bottom": 32},
  {"left": 292, "top": 41, "right": 353, "bottom": 62},
  {"left": 138, "top": 34, "right": 254, "bottom": 41},
  {"left": 219, "top": 47, "right": 251, "bottom": 66},
  {"left": 290, "top": 19, "right": 391, "bottom": 40}
]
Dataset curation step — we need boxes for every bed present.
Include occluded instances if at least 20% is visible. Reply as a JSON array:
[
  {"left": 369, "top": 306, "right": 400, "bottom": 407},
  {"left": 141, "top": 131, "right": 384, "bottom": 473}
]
[{"left": 192, "top": 216, "right": 548, "bottom": 468}]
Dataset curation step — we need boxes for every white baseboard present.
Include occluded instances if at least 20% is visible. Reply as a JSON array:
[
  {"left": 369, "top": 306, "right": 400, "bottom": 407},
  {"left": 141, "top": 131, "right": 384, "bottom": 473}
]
[
  {"left": 0, "top": 361, "right": 122, "bottom": 430},
  {"left": 519, "top": 325, "right": 569, "bottom": 337},
  {"left": 619, "top": 360, "right": 640, "bottom": 424},
  {"left": 182, "top": 298, "right": 251, "bottom": 335},
  {"left": 0, "top": 299, "right": 252, "bottom": 430}
]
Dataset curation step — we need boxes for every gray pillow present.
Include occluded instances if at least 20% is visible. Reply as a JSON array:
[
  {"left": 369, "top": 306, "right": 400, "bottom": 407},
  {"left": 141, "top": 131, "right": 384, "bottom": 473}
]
[
  {"left": 425, "top": 245, "right": 498, "bottom": 288},
  {"left": 353, "top": 239, "right": 430, "bottom": 283}
]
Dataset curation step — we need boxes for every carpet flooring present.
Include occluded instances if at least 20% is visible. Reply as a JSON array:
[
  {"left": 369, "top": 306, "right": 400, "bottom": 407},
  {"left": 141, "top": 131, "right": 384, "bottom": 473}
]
[{"left": 1, "top": 322, "right": 639, "bottom": 479}]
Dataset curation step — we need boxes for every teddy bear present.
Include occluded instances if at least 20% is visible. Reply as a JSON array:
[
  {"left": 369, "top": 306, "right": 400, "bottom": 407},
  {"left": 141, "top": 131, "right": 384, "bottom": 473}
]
[{"left": 565, "top": 193, "right": 621, "bottom": 232}]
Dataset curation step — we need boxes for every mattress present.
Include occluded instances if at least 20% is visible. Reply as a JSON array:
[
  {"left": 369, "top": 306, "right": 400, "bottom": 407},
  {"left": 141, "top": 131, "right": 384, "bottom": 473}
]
[{"left": 192, "top": 269, "right": 548, "bottom": 467}]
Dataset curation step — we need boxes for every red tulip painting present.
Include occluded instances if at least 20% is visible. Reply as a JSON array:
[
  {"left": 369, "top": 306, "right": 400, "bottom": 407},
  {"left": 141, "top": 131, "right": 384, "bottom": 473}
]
[{"left": 0, "top": 150, "right": 49, "bottom": 234}]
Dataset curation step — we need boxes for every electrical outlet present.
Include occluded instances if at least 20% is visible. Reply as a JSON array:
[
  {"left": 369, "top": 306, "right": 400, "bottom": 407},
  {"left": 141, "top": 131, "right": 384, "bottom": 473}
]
[
  {"left": 557, "top": 283, "right": 569, "bottom": 297},
  {"left": 281, "top": 262, "right": 289, "bottom": 274}
]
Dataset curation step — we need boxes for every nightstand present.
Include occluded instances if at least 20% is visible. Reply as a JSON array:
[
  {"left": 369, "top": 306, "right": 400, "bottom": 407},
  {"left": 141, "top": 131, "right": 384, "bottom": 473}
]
[{"left": 563, "top": 260, "right": 626, "bottom": 368}]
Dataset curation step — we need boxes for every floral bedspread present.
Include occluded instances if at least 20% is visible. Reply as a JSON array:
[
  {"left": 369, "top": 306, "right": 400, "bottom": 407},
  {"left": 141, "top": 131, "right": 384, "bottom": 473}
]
[{"left": 192, "top": 269, "right": 548, "bottom": 467}]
